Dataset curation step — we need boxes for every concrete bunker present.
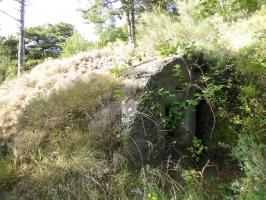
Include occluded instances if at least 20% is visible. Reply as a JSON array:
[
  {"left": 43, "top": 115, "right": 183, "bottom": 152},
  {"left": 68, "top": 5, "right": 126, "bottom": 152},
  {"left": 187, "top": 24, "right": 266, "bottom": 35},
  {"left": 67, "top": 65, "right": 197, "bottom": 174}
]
[{"left": 122, "top": 57, "right": 212, "bottom": 164}]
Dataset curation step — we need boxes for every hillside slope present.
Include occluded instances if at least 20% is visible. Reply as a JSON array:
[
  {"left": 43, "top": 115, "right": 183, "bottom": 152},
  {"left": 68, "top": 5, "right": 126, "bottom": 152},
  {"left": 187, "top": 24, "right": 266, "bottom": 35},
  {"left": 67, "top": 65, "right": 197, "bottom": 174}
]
[
  {"left": 0, "top": 46, "right": 156, "bottom": 138},
  {"left": 0, "top": 4, "right": 265, "bottom": 199}
]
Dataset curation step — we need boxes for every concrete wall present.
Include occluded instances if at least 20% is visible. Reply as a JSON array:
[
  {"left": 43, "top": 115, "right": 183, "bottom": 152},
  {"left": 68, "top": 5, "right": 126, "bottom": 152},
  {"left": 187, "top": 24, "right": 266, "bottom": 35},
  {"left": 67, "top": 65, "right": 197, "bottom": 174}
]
[{"left": 122, "top": 57, "right": 202, "bottom": 165}]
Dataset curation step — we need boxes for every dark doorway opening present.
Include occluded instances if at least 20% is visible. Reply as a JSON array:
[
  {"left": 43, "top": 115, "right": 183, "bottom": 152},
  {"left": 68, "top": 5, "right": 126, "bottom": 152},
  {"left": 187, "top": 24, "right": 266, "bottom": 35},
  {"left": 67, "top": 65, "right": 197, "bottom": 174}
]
[{"left": 195, "top": 100, "right": 213, "bottom": 143}]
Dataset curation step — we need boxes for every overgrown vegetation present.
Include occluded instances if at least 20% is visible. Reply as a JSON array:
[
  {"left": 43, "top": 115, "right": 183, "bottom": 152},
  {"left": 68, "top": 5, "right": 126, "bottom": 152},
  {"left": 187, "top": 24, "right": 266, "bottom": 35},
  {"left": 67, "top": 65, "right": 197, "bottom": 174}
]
[
  {"left": 1, "top": 75, "right": 124, "bottom": 199},
  {"left": 0, "top": 0, "right": 265, "bottom": 199},
  {"left": 136, "top": 1, "right": 266, "bottom": 198},
  {"left": 62, "top": 32, "right": 95, "bottom": 57}
]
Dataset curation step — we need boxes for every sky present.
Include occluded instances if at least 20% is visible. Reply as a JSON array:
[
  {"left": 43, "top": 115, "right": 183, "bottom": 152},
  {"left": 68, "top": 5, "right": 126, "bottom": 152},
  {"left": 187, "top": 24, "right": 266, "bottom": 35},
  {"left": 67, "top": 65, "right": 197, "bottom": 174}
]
[{"left": 0, "top": 0, "right": 97, "bottom": 40}]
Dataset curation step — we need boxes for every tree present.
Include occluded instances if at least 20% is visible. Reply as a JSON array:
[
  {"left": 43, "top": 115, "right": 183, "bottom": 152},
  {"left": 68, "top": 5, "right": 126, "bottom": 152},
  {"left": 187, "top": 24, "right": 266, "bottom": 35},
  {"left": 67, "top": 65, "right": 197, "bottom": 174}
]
[
  {"left": 0, "top": 37, "right": 17, "bottom": 83},
  {"left": 0, "top": 23, "right": 74, "bottom": 74},
  {"left": 82, "top": 0, "right": 137, "bottom": 46},
  {"left": 82, "top": 0, "right": 176, "bottom": 46},
  {"left": 0, "top": 23, "right": 74, "bottom": 83},
  {"left": 0, "top": 0, "right": 25, "bottom": 76},
  {"left": 25, "top": 23, "right": 74, "bottom": 60},
  {"left": 17, "top": 0, "right": 25, "bottom": 77},
  {"left": 0, "top": 36, "right": 18, "bottom": 60},
  {"left": 198, "top": 0, "right": 266, "bottom": 19}
]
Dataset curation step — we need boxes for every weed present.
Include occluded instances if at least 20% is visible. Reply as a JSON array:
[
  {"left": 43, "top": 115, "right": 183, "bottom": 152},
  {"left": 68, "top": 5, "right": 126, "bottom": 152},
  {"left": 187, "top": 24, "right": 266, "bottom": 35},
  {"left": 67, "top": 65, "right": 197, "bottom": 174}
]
[
  {"left": 110, "top": 63, "right": 127, "bottom": 78},
  {"left": 187, "top": 137, "right": 208, "bottom": 162},
  {"left": 156, "top": 40, "right": 179, "bottom": 57},
  {"left": 0, "top": 156, "right": 18, "bottom": 191}
]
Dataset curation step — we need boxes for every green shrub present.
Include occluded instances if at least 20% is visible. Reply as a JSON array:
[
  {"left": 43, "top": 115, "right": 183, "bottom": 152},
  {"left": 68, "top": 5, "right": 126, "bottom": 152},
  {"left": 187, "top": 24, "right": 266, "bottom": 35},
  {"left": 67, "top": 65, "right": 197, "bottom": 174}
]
[
  {"left": 198, "top": 0, "right": 266, "bottom": 19},
  {"left": 187, "top": 137, "right": 208, "bottom": 162},
  {"left": 0, "top": 57, "right": 16, "bottom": 84},
  {"left": 155, "top": 40, "right": 179, "bottom": 57},
  {"left": 0, "top": 156, "right": 18, "bottom": 192},
  {"left": 232, "top": 134, "right": 266, "bottom": 199},
  {"left": 24, "top": 59, "right": 43, "bottom": 71},
  {"left": 110, "top": 63, "right": 127, "bottom": 78},
  {"left": 62, "top": 32, "right": 95, "bottom": 57},
  {"left": 97, "top": 25, "right": 128, "bottom": 47}
]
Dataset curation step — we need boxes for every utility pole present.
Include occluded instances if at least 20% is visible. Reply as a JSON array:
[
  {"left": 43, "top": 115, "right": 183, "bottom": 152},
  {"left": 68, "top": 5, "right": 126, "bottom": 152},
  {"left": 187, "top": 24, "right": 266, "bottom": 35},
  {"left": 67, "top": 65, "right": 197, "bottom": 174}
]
[{"left": 17, "top": 0, "right": 25, "bottom": 77}]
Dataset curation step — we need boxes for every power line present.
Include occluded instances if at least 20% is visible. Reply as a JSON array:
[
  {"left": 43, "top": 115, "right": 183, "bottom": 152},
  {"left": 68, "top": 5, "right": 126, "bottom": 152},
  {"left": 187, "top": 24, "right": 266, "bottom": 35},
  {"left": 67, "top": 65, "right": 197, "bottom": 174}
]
[{"left": 0, "top": 9, "right": 19, "bottom": 22}]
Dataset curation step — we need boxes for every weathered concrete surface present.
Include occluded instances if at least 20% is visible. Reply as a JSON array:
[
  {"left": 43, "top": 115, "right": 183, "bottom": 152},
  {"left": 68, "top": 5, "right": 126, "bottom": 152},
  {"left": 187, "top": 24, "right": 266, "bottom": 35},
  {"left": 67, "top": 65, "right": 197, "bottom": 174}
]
[
  {"left": 121, "top": 56, "right": 202, "bottom": 164},
  {"left": 0, "top": 49, "right": 203, "bottom": 162}
]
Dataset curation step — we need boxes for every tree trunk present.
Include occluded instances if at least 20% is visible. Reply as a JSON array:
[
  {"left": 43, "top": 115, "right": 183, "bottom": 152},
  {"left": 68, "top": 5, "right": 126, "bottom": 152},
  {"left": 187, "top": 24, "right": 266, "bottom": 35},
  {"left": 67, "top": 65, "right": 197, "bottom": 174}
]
[
  {"left": 126, "top": 11, "right": 132, "bottom": 44},
  {"left": 129, "top": 1, "right": 136, "bottom": 47},
  {"left": 125, "top": 0, "right": 136, "bottom": 47},
  {"left": 18, "top": 0, "right": 25, "bottom": 77}
]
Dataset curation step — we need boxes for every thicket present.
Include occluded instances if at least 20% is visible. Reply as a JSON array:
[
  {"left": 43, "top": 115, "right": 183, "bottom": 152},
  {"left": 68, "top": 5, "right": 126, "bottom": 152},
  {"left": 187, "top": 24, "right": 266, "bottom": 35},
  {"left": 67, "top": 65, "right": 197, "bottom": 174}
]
[{"left": 136, "top": 1, "right": 266, "bottom": 198}]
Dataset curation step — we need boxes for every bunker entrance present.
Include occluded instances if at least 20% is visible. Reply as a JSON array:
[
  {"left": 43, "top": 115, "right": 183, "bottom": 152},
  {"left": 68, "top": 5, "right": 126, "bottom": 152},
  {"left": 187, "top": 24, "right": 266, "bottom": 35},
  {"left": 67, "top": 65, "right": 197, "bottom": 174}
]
[
  {"left": 164, "top": 99, "right": 213, "bottom": 149},
  {"left": 195, "top": 100, "right": 213, "bottom": 143},
  {"left": 122, "top": 57, "right": 213, "bottom": 164}
]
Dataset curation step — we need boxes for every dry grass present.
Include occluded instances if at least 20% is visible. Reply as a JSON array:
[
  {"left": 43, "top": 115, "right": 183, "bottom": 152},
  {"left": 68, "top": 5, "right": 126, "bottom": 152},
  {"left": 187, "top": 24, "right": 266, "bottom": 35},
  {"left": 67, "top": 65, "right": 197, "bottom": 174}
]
[
  {"left": 2, "top": 3, "right": 264, "bottom": 198},
  {"left": 1, "top": 75, "right": 126, "bottom": 199},
  {"left": 0, "top": 38, "right": 167, "bottom": 199},
  {"left": 0, "top": 59, "right": 208, "bottom": 200},
  {"left": 137, "top": 5, "right": 266, "bottom": 54},
  {"left": 0, "top": 45, "right": 151, "bottom": 139}
]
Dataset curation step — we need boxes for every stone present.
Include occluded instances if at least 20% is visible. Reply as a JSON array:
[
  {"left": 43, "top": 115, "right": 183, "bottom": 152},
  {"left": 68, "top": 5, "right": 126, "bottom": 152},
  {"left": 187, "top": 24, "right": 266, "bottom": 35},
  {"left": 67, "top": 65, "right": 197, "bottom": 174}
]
[{"left": 121, "top": 56, "right": 203, "bottom": 165}]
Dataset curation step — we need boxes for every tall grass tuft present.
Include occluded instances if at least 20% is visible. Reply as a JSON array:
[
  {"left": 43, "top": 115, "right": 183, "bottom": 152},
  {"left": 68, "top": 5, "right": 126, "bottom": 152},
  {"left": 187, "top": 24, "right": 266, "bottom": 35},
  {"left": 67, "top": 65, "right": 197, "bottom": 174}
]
[{"left": 3, "top": 74, "right": 126, "bottom": 199}]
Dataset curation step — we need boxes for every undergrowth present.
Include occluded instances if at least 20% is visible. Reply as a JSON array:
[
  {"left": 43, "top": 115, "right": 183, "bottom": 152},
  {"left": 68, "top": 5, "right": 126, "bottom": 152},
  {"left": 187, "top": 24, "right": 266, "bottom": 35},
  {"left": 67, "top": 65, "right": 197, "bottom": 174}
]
[
  {"left": 0, "top": 1, "right": 265, "bottom": 199},
  {"left": 1, "top": 75, "right": 125, "bottom": 199},
  {"left": 0, "top": 74, "right": 224, "bottom": 200},
  {"left": 136, "top": 1, "right": 266, "bottom": 199}
]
